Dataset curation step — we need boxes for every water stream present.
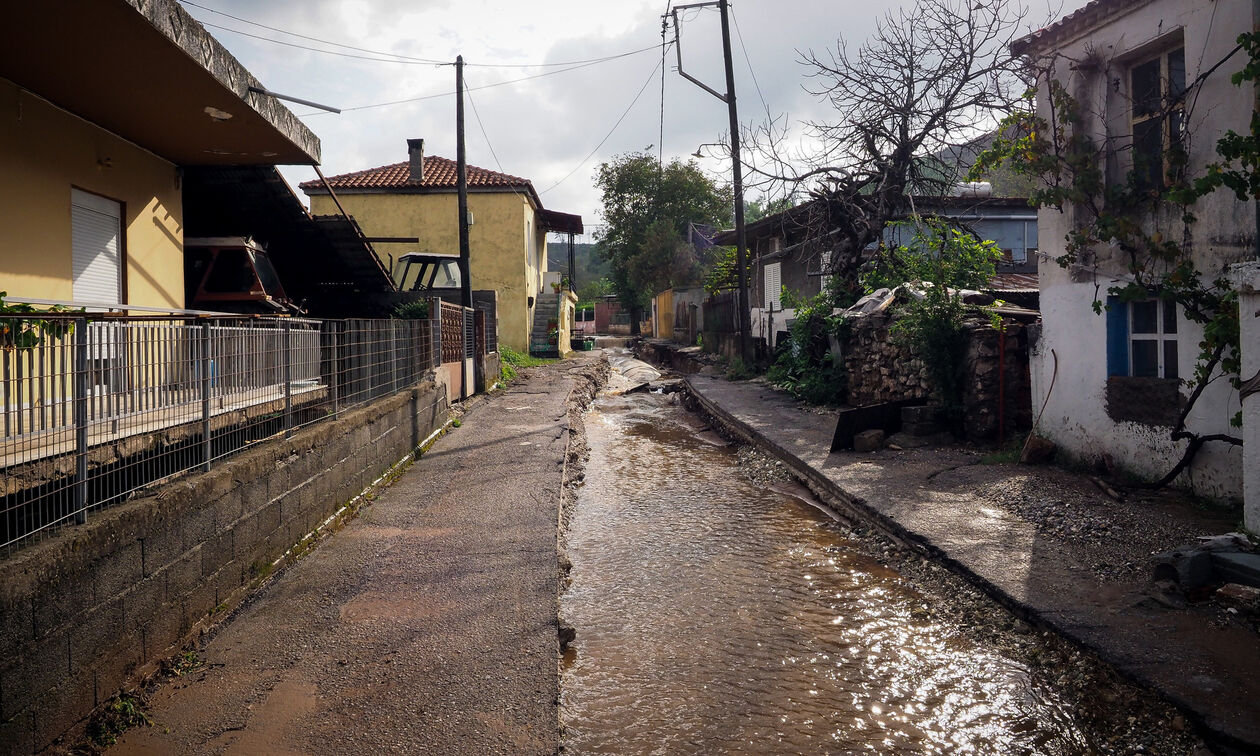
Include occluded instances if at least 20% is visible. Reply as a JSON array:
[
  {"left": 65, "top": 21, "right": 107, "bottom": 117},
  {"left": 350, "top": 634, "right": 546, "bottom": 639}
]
[{"left": 560, "top": 372, "right": 1094, "bottom": 755}]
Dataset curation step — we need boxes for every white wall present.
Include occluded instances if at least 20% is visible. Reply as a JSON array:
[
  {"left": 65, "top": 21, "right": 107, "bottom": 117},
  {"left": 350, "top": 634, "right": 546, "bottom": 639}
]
[{"left": 1028, "top": 0, "right": 1253, "bottom": 499}]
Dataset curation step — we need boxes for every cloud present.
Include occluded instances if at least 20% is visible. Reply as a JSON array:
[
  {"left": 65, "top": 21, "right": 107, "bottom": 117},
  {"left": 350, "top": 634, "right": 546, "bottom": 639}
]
[{"left": 187, "top": 0, "right": 1088, "bottom": 237}]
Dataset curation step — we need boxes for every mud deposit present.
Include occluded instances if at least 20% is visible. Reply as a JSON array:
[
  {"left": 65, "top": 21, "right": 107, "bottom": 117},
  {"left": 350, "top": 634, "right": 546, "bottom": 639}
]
[{"left": 559, "top": 382, "right": 1196, "bottom": 755}]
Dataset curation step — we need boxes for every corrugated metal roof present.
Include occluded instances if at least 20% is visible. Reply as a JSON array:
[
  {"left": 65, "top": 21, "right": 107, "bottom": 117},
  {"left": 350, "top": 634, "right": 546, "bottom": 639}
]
[{"left": 989, "top": 272, "right": 1040, "bottom": 291}]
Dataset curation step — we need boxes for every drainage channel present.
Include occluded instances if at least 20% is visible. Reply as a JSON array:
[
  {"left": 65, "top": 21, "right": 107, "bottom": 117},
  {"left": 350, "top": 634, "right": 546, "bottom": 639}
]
[{"left": 558, "top": 355, "right": 1201, "bottom": 755}]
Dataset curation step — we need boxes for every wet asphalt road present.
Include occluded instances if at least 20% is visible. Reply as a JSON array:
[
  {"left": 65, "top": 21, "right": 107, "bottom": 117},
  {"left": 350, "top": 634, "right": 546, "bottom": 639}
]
[{"left": 112, "top": 361, "right": 593, "bottom": 755}]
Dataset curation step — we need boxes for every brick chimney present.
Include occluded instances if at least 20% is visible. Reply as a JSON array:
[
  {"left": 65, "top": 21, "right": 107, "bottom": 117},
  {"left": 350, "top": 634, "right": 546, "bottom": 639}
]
[{"left": 407, "top": 138, "right": 425, "bottom": 182}]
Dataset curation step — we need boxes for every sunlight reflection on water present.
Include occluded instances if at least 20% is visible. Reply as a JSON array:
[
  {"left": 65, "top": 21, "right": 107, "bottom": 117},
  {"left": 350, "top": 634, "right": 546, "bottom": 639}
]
[{"left": 560, "top": 391, "right": 1091, "bottom": 755}]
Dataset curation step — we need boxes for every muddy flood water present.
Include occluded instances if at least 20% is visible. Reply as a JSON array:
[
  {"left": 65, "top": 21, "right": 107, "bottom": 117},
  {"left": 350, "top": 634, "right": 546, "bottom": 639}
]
[{"left": 560, "top": 383, "right": 1099, "bottom": 755}]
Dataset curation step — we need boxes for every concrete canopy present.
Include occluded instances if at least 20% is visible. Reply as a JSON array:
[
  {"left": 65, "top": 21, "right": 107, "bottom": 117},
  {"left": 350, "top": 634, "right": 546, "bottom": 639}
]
[{"left": 0, "top": 0, "right": 320, "bottom": 166}]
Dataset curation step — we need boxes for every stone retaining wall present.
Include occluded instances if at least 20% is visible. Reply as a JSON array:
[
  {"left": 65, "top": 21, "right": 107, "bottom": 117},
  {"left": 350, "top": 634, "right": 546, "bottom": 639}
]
[
  {"left": 843, "top": 311, "right": 1033, "bottom": 440},
  {"left": 0, "top": 381, "right": 448, "bottom": 753}
]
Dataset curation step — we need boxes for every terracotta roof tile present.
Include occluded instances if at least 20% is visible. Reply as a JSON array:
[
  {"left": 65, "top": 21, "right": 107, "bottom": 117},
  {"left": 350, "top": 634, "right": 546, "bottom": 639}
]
[
  {"left": 1012, "top": 0, "right": 1150, "bottom": 56},
  {"left": 300, "top": 156, "right": 541, "bottom": 206}
]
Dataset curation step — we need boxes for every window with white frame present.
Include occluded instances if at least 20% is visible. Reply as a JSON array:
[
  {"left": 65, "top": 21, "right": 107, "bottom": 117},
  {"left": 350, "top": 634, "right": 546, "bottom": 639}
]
[
  {"left": 1107, "top": 297, "right": 1178, "bottom": 380},
  {"left": 1130, "top": 46, "right": 1185, "bottom": 193}
]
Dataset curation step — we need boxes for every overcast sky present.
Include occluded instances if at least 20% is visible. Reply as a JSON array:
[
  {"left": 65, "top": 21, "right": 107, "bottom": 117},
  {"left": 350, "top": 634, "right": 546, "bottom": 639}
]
[{"left": 182, "top": 0, "right": 1088, "bottom": 242}]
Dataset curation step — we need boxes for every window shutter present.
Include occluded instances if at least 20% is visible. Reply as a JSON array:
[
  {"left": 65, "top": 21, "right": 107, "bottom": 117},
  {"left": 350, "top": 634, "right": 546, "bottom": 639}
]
[
  {"left": 1106, "top": 296, "right": 1129, "bottom": 377},
  {"left": 71, "top": 189, "right": 122, "bottom": 306},
  {"left": 764, "top": 262, "right": 781, "bottom": 310}
]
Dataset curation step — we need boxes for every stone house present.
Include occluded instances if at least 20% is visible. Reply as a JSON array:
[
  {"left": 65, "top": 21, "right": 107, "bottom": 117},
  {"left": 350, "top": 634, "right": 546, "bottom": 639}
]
[{"left": 1013, "top": 0, "right": 1256, "bottom": 504}]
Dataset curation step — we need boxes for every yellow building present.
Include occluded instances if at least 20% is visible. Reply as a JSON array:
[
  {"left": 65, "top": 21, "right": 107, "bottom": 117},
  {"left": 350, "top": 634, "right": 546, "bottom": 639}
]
[
  {"left": 0, "top": 0, "right": 321, "bottom": 312},
  {"left": 300, "top": 141, "right": 580, "bottom": 352}
]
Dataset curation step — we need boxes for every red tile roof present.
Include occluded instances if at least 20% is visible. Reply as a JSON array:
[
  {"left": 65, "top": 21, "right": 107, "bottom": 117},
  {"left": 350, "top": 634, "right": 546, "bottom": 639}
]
[
  {"left": 300, "top": 156, "right": 542, "bottom": 207},
  {"left": 1012, "top": 0, "right": 1149, "bottom": 56}
]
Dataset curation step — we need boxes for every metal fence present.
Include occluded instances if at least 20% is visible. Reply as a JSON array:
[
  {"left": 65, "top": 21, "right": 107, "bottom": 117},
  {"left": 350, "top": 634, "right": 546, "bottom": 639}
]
[{"left": 0, "top": 312, "right": 448, "bottom": 552}]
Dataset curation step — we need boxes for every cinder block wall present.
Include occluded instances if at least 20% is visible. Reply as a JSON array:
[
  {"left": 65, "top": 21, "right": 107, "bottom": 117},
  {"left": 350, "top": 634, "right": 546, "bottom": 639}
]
[{"left": 0, "top": 382, "right": 448, "bottom": 753}]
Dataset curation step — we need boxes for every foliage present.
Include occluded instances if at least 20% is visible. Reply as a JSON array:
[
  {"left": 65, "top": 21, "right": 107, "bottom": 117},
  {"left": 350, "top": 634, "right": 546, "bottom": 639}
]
[
  {"left": 86, "top": 694, "right": 152, "bottom": 748},
  {"left": 703, "top": 246, "right": 738, "bottom": 295},
  {"left": 391, "top": 299, "right": 430, "bottom": 320},
  {"left": 765, "top": 288, "right": 848, "bottom": 404},
  {"left": 576, "top": 276, "right": 614, "bottom": 306},
  {"left": 724, "top": 355, "right": 756, "bottom": 381},
  {"left": 862, "top": 217, "right": 1003, "bottom": 294},
  {"left": 0, "top": 291, "right": 78, "bottom": 350},
  {"left": 860, "top": 220, "right": 1001, "bottom": 417},
  {"left": 971, "top": 32, "right": 1260, "bottom": 487},
  {"left": 744, "top": 195, "right": 795, "bottom": 222},
  {"left": 594, "top": 151, "right": 732, "bottom": 315}
]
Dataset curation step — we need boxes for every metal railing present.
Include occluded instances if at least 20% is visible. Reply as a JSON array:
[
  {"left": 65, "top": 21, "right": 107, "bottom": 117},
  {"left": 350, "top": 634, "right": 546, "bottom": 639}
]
[{"left": 1, "top": 313, "right": 445, "bottom": 552}]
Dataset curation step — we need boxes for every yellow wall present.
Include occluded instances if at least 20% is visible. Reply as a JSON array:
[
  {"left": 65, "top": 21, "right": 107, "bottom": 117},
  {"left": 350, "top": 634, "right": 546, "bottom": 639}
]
[
  {"left": 0, "top": 78, "right": 184, "bottom": 309},
  {"left": 310, "top": 190, "right": 548, "bottom": 352}
]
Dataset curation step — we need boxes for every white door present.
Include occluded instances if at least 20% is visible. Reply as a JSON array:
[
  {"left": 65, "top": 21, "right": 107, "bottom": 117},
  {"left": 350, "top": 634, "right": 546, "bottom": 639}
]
[
  {"left": 764, "top": 262, "right": 782, "bottom": 310},
  {"left": 71, "top": 188, "right": 123, "bottom": 307}
]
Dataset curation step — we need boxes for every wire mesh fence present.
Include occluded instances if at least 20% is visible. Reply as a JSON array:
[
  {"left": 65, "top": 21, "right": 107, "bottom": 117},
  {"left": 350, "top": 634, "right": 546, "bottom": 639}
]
[{"left": 0, "top": 312, "right": 453, "bottom": 552}]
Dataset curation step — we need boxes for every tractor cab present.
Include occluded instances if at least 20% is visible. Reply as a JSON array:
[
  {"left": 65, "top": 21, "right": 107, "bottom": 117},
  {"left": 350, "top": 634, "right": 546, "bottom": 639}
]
[{"left": 396, "top": 253, "right": 462, "bottom": 293}]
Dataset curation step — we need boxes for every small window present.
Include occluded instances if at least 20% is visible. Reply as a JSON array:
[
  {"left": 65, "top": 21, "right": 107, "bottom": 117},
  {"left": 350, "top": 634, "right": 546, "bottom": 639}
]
[
  {"left": 1107, "top": 297, "right": 1178, "bottom": 380},
  {"left": 1130, "top": 47, "right": 1186, "bottom": 192}
]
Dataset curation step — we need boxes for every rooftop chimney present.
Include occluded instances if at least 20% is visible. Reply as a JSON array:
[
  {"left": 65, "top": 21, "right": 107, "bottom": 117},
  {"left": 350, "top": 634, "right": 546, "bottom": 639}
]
[{"left": 407, "top": 138, "right": 425, "bottom": 182}]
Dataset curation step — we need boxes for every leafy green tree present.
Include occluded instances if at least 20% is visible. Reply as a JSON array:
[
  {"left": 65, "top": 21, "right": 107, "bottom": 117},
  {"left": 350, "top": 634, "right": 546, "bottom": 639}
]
[
  {"left": 594, "top": 151, "right": 732, "bottom": 328},
  {"left": 744, "top": 195, "right": 795, "bottom": 222}
]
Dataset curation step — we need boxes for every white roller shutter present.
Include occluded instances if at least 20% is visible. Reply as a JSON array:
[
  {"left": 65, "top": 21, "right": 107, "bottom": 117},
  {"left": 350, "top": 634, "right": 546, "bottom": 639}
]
[
  {"left": 71, "top": 189, "right": 122, "bottom": 307},
  {"left": 764, "top": 262, "right": 781, "bottom": 310}
]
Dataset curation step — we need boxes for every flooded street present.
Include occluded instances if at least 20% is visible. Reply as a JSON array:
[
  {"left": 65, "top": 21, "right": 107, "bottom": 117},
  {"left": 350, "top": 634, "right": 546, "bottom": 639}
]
[{"left": 561, "top": 371, "right": 1101, "bottom": 755}]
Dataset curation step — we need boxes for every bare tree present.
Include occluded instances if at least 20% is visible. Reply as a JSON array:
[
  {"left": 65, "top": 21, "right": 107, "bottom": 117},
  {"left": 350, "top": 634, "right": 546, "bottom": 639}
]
[{"left": 744, "top": 0, "right": 1030, "bottom": 292}]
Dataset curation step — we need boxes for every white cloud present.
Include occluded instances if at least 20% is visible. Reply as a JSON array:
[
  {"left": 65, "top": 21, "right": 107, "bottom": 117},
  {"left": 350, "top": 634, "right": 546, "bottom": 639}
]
[{"left": 187, "top": 0, "right": 1090, "bottom": 236}]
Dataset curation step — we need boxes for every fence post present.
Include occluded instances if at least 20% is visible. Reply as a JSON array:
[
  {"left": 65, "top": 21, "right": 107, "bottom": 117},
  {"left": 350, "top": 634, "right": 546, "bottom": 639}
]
[
  {"left": 200, "top": 321, "right": 212, "bottom": 472},
  {"left": 330, "top": 320, "right": 340, "bottom": 417},
  {"left": 73, "top": 317, "right": 88, "bottom": 525},
  {"left": 390, "top": 319, "right": 399, "bottom": 394},
  {"left": 431, "top": 298, "right": 442, "bottom": 369},
  {"left": 283, "top": 321, "right": 293, "bottom": 439}
]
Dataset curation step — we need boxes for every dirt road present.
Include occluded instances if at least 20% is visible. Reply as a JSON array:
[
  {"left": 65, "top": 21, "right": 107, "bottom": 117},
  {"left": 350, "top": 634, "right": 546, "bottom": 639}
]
[{"left": 111, "top": 357, "right": 603, "bottom": 755}]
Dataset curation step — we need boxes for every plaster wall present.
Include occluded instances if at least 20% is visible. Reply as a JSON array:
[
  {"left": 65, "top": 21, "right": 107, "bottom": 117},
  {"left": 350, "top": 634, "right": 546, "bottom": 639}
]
[
  {"left": 1028, "top": 0, "right": 1254, "bottom": 499},
  {"left": 310, "top": 191, "right": 545, "bottom": 351},
  {"left": 0, "top": 78, "right": 184, "bottom": 309},
  {"left": 1228, "top": 262, "right": 1260, "bottom": 530},
  {"left": 1031, "top": 273, "right": 1243, "bottom": 499}
]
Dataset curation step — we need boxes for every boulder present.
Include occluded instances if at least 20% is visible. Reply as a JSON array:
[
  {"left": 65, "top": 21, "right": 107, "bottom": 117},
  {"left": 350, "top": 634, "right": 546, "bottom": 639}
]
[{"left": 853, "top": 429, "right": 886, "bottom": 452}]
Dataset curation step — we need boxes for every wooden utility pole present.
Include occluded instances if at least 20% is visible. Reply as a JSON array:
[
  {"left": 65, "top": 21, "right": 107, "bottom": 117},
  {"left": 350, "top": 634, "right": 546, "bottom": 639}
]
[
  {"left": 672, "top": 0, "right": 752, "bottom": 363},
  {"left": 456, "top": 55, "right": 472, "bottom": 309}
]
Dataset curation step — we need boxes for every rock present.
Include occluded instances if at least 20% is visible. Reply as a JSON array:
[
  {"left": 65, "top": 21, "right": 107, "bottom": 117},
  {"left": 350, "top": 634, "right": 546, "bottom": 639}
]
[
  {"left": 1020, "top": 434, "right": 1056, "bottom": 464},
  {"left": 1215, "top": 582, "right": 1260, "bottom": 608},
  {"left": 853, "top": 429, "right": 886, "bottom": 452}
]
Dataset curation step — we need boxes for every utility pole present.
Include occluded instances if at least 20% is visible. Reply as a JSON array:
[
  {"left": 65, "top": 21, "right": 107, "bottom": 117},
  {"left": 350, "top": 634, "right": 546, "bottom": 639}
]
[
  {"left": 456, "top": 55, "right": 472, "bottom": 310},
  {"left": 672, "top": 0, "right": 752, "bottom": 363}
]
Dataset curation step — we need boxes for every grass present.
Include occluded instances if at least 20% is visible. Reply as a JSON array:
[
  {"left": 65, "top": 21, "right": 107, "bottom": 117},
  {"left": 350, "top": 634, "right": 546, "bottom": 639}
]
[
  {"left": 85, "top": 694, "right": 152, "bottom": 748},
  {"left": 500, "top": 346, "right": 556, "bottom": 383},
  {"left": 979, "top": 432, "right": 1029, "bottom": 464}
]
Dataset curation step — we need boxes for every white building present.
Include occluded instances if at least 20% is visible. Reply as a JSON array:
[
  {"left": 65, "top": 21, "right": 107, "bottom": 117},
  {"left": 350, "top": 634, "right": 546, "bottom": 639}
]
[{"left": 1013, "top": 0, "right": 1256, "bottom": 507}]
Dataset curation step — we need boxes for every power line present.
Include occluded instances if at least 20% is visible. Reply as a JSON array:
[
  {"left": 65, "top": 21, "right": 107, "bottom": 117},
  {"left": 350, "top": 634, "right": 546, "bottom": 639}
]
[
  {"left": 182, "top": 1, "right": 662, "bottom": 69},
  {"left": 729, "top": 6, "right": 772, "bottom": 125},
  {"left": 539, "top": 56, "right": 665, "bottom": 196},
  {"left": 182, "top": 1, "right": 445, "bottom": 63},
  {"left": 296, "top": 51, "right": 667, "bottom": 116}
]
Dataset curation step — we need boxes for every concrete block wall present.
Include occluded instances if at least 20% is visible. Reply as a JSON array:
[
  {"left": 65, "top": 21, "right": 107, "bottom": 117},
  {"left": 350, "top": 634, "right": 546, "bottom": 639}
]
[{"left": 0, "top": 381, "right": 448, "bottom": 754}]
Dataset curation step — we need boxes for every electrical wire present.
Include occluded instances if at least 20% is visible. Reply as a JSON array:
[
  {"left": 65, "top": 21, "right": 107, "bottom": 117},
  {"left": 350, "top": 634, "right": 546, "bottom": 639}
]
[
  {"left": 295, "top": 50, "right": 667, "bottom": 116},
  {"left": 182, "top": 0, "right": 662, "bottom": 69},
  {"left": 539, "top": 56, "right": 666, "bottom": 195},
  {"left": 730, "top": 6, "right": 773, "bottom": 126},
  {"left": 659, "top": 2, "right": 672, "bottom": 170}
]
